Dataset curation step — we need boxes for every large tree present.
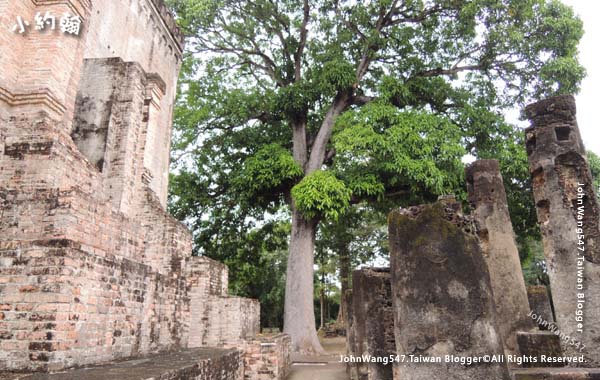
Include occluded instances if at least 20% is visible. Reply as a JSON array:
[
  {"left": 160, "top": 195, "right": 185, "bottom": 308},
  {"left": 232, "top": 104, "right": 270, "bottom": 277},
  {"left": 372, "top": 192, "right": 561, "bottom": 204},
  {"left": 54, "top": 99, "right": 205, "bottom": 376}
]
[{"left": 169, "top": 0, "right": 583, "bottom": 353}]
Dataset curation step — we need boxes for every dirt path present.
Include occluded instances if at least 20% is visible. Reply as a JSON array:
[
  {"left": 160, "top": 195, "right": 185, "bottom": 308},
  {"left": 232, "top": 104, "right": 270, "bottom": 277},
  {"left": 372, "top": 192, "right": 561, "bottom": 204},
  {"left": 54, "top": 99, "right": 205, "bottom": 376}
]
[{"left": 286, "top": 337, "right": 349, "bottom": 380}]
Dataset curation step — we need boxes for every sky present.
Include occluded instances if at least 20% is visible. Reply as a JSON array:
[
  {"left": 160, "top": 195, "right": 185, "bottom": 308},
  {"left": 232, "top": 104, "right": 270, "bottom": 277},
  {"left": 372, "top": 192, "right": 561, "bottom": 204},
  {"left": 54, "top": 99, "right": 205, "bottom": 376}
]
[{"left": 559, "top": 0, "right": 599, "bottom": 154}]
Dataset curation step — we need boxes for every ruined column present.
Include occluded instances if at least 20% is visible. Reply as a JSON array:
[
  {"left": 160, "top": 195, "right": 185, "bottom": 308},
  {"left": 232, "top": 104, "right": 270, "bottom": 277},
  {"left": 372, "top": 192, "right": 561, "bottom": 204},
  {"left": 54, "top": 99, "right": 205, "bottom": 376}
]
[
  {"left": 525, "top": 94, "right": 600, "bottom": 364},
  {"left": 466, "top": 159, "right": 534, "bottom": 359},
  {"left": 388, "top": 201, "right": 510, "bottom": 380},
  {"left": 350, "top": 268, "right": 394, "bottom": 380}
]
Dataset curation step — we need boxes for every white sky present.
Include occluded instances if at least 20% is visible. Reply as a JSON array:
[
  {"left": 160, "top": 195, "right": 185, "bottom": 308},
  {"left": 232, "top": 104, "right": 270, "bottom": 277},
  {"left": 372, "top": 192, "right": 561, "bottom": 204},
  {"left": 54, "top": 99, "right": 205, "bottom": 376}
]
[{"left": 561, "top": 0, "right": 599, "bottom": 154}]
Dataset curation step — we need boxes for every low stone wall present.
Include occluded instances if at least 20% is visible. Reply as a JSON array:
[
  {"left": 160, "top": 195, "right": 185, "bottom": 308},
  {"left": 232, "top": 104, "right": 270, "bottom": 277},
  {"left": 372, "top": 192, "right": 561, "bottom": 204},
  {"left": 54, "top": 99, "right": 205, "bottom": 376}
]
[
  {"left": 187, "top": 256, "right": 229, "bottom": 298},
  {"left": 388, "top": 202, "right": 510, "bottom": 380},
  {"left": 0, "top": 240, "right": 190, "bottom": 371},
  {"left": 241, "top": 334, "right": 291, "bottom": 380},
  {"left": 3, "top": 347, "right": 244, "bottom": 380},
  {"left": 202, "top": 297, "right": 260, "bottom": 347}
]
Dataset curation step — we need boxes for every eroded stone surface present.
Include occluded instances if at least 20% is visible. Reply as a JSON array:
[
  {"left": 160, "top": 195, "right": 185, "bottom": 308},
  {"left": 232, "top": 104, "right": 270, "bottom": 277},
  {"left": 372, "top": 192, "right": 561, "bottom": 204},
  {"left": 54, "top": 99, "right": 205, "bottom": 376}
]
[
  {"left": 348, "top": 268, "right": 394, "bottom": 380},
  {"left": 2, "top": 348, "right": 243, "bottom": 380},
  {"left": 517, "top": 332, "right": 564, "bottom": 368},
  {"left": 525, "top": 95, "right": 600, "bottom": 364},
  {"left": 512, "top": 367, "right": 600, "bottom": 380},
  {"left": 466, "top": 159, "right": 535, "bottom": 359},
  {"left": 388, "top": 202, "right": 510, "bottom": 380},
  {"left": 527, "top": 285, "right": 555, "bottom": 329}
]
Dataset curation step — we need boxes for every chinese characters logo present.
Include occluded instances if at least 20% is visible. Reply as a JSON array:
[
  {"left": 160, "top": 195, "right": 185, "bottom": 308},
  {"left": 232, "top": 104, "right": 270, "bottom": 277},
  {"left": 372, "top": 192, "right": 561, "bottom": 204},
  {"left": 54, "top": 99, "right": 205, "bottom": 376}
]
[{"left": 11, "top": 11, "right": 81, "bottom": 35}]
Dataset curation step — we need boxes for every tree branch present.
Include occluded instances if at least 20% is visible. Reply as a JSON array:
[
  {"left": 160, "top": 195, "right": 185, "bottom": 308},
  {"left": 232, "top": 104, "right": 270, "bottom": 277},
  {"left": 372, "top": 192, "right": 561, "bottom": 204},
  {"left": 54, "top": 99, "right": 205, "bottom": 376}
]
[
  {"left": 352, "top": 95, "right": 376, "bottom": 106},
  {"left": 306, "top": 91, "right": 352, "bottom": 173},
  {"left": 294, "top": 0, "right": 310, "bottom": 82}
]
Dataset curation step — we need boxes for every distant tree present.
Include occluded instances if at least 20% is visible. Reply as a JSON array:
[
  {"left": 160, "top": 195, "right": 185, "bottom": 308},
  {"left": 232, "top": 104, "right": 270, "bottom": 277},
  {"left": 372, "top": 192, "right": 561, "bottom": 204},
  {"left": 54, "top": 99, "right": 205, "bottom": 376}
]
[
  {"left": 168, "top": 0, "right": 584, "bottom": 353},
  {"left": 588, "top": 150, "right": 600, "bottom": 200},
  {"left": 315, "top": 205, "right": 387, "bottom": 324}
]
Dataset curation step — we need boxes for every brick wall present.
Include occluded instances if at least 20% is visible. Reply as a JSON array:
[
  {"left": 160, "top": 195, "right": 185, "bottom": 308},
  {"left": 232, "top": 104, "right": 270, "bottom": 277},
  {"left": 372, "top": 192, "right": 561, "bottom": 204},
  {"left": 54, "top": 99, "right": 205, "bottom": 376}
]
[
  {"left": 241, "top": 334, "right": 291, "bottom": 380},
  {"left": 0, "top": 241, "right": 190, "bottom": 371},
  {"left": 0, "top": 0, "right": 278, "bottom": 375},
  {"left": 0, "top": 0, "right": 92, "bottom": 123},
  {"left": 188, "top": 293, "right": 260, "bottom": 348},
  {"left": 82, "top": 0, "right": 183, "bottom": 206}
]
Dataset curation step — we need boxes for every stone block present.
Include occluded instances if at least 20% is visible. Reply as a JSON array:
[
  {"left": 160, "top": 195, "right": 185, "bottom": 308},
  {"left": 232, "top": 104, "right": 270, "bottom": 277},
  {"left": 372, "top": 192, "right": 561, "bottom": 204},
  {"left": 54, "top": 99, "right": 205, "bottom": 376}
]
[
  {"left": 349, "top": 268, "right": 394, "bottom": 380},
  {"left": 241, "top": 334, "right": 291, "bottom": 380},
  {"left": 3, "top": 348, "right": 243, "bottom": 380},
  {"left": 525, "top": 94, "right": 600, "bottom": 364},
  {"left": 517, "top": 331, "right": 564, "bottom": 368},
  {"left": 466, "top": 160, "right": 535, "bottom": 359},
  {"left": 388, "top": 202, "right": 510, "bottom": 380},
  {"left": 527, "top": 285, "right": 555, "bottom": 329},
  {"left": 512, "top": 368, "right": 600, "bottom": 380}
]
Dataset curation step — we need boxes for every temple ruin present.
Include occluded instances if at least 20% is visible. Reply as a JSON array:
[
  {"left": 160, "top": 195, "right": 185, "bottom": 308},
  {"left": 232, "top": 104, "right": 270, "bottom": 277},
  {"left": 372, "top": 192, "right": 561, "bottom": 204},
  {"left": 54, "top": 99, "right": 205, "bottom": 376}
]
[
  {"left": 525, "top": 94, "right": 600, "bottom": 364},
  {"left": 388, "top": 200, "right": 510, "bottom": 380},
  {"left": 346, "top": 108, "right": 600, "bottom": 377},
  {"left": 465, "top": 159, "right": 535, "bottom": 360},
  {"left": 0, "top": 0, "right": 290, "bottom": 378},
  {"left": 2, "top": 1, "right": 600, "bottom": 378}
]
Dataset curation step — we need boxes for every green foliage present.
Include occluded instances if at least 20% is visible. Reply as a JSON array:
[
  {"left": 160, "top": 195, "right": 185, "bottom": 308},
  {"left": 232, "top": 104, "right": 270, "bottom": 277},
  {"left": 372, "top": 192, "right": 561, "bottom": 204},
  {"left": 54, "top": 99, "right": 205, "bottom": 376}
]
[
  {"left": 234, "top": 144, "right": 303, "bottom": 194},
  {"left": 167, "top": 0, "right": 585, "bottom": 326},
  {"left": 334, "top": 103, "right": 465, "bottom": 199},
  {"left": 276, "top": 81, "right": 318, "bottom": 119},
  {"left": 223, "top": 221, "right": 290, "bottom": 328},
  {"left": 315, "top": 59, "right": 356, "bottom": 94},
  {"left": 588, "top": 151, "right": 600, "bottom": 200},
  {"left": 292, "top": 171, "right": 351, "bottom": 220},
  {"left": 521, "top": 238, "right": 549, "bottom": 286}
]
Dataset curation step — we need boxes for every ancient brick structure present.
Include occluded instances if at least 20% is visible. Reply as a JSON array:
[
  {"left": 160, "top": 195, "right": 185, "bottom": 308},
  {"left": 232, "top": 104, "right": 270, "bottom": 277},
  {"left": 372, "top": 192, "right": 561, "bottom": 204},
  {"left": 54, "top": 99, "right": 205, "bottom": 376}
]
[
  {"left": 239, "top": 334, "right": 292, "bottom": 380},
  {"left": 13, "top": 348, "right": 245, "bottom": 380},
  {"left": 348, "top": 268, "right": 394, "bottom": 380},
  {"left": 466, "top": 159, "right": 534, "bottom": 359},
  {"left": 388, "top": 201, "right": 510, "bottom": 380},
  {"left": 0, "top": 0, "right": 289, "bottom": 378},
  {"left": 525, "top": 94, "right": 600, "bottom": 364},
  {"left": 187, "top": 257, "right": 260, "bottom": 348}
]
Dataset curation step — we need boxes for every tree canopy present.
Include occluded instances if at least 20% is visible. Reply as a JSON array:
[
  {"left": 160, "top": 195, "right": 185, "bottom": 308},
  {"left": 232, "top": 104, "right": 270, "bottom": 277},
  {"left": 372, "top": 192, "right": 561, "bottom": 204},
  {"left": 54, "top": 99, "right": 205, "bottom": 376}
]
[{"left": 167, "top": 0, "right": 584, "bottom": 353}]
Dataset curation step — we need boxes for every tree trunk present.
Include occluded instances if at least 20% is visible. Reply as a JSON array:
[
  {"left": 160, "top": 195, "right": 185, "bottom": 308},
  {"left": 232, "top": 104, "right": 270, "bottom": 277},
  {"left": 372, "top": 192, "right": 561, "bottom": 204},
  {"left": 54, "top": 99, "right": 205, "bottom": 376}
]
[
  {"left": 336, "top": 246, "right": 350, "bottom": 325},
  {"left": 284, "top": 209, "right": 325, "bottom": 354},
  {"left": 320, "top": 287, "right": 325, "bottom": 330}
]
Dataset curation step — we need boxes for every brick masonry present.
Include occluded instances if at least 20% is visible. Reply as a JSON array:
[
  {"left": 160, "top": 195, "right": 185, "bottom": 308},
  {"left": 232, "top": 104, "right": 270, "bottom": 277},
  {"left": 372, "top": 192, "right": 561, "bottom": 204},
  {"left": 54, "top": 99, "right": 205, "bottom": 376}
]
[
  {"left": 0, "top": 0, "right": 290, "bottom": 377},
  {"left": 239, "top": 334, "right": 291, "bottom": 380},
  {"left": 5, "top": 348, "right": 244, "bottom": 380}
]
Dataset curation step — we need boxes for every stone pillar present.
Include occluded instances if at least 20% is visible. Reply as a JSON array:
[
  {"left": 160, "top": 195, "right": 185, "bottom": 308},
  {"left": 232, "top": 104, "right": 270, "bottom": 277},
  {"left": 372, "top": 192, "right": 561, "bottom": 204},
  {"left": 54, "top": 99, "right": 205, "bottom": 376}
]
[
  {"left": 72, "top": 58, "right": 158, "bottom": 217},
  {"left": 350, "top": 268, "right": 394, "bottom": 380},
  {"left": 525, "top": 94, "right": 600, "bottom": 364},
  {"left": 345, "top": 289, "right": 358, "bottom": 380},
  {"left": 466, "top": 159, "right": 534, "bottom": 359},
  {"left": 388, "top": 201, "right": 510, "bottom": 380}
]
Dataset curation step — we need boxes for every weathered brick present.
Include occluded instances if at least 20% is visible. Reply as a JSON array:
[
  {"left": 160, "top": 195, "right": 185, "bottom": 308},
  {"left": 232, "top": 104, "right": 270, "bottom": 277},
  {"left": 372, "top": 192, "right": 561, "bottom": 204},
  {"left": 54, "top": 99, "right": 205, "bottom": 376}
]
[{"left": 0, "top": 0, "right": 288, "bottom": 377}]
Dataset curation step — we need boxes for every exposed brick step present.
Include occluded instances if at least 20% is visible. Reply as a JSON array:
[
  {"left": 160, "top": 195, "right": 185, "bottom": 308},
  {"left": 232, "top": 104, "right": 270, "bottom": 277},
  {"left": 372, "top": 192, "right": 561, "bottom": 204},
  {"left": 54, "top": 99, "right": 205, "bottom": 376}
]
[
  {"left": 512, "top": 368, "right": 600, "bottom": 379},
  {"left": 1, "top": 348, "right": 242, "bottom": 380}
]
